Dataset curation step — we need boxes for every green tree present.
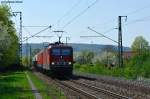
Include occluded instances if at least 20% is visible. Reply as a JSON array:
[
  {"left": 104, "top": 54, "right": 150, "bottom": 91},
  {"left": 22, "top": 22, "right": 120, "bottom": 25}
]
[
  {"left": 131, "top": 36, "right": 149, "bottom": 52},
  {"left": 0, "top": 5, "right": 19, "bottom": 69},
  {"left": 77, "top": 50, "right": 94, "bottom": 64}
]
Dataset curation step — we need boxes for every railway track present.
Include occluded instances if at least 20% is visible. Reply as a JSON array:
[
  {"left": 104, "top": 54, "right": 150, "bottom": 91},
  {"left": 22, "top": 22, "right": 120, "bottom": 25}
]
[
  {"left": 56, "top": 80, "right": 99, "bottom": 99},
  {"left": 69, "top": 79, "right": 130, "bottom": 99},
  {"left": 73, "top": 73, "right": 150, "bottom": 99},
  {"left": 34, "top": 72, "right": 100, "bottom": 99},
  {"left": 34, "top": 72, "right": 129, "bottom": 99},
  {"left": 33, "top": 71, "right": 150, "bottom": 99}
]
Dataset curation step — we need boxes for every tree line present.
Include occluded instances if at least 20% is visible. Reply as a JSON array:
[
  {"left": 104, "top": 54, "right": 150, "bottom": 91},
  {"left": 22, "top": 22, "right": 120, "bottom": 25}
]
[
  {"left": 74, "top": 36, "right": 150, "bottom": 79},
  {"left": 0, "top": 5, "right": 19, "bottom": 70}
]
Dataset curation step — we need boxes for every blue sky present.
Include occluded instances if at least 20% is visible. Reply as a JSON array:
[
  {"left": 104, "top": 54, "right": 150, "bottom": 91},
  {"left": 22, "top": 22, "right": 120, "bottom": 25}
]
[{"left": 1, "top": 0, "right": 150, "bottom": 47}]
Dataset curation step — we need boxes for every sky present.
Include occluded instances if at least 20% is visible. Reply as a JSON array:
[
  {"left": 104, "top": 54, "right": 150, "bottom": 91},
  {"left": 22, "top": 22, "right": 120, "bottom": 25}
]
[{"left": 1, "top": 0, "right": 150, "bottom": 47}]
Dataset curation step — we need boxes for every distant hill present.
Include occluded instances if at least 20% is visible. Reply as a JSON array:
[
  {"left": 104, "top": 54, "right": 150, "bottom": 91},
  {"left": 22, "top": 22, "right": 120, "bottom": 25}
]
[{"left": 22, "top": 43, "right": 130, "bottom": 56}]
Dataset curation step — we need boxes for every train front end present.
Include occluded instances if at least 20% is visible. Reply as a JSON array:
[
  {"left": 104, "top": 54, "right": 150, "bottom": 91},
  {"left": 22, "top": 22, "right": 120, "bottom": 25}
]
[{"left": 49, "top": 46, "right": 73, "bottom": 75}]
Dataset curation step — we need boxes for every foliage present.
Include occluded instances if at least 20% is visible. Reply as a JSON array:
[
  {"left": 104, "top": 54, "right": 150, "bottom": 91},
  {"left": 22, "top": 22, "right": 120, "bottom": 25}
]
[
  {"left": 98, "top": 51, "right": 116, "bottom": 66},
  {"left": 75, "top": 50, "right": 94, "bottom": 64},
  {"left": 74, "top": 50, "right": 150, "bottom": 79},
  {"left": 22, "top": 56, "right": 31, "bottom": 67},
  {"left": 74, "top": 36, "right": 150, "bottom": 79},
  {"left": 0, "top": 5, "right": 19, "bottom": 68},
  {"left": 131, "top": 36, "right": 149, "bottom": 52}
]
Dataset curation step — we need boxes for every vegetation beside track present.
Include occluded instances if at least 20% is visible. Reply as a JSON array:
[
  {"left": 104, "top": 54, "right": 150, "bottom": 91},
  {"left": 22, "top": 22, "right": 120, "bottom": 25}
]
[
  {"left": 28, "top": 71, "right": 66, "bottom": 99},
  {"left": 74, "top": 36, "right": 150, "bottom": 79},
  {"left": 74, "top": 51, "right": 150, "bottom": 79},
  {"left": 0, "top": 5, "right": 19, "bottom": 70},
  {"left": 0, "top": 71, "right": 34, "bottom": 99}
]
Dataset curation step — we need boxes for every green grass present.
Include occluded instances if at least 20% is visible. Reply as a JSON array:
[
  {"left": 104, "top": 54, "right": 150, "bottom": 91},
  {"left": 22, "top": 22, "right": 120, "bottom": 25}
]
[
  {"left": 74, "top": 57, "right": 150, "bottom": 79},
  {"left": 0, "top": 71, "right": 34, "bottom": 99},
  {"left": 27, "top": 71, "right": 66, "bottom": 99},
  {"left": 74, "top": 63, "right": 124, "bottom": 77}
]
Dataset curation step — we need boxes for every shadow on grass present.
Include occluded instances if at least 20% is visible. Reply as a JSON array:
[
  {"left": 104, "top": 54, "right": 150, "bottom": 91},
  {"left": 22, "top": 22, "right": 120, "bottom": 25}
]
[{"left": 0, "top": 73, "right": 22, "bottom": 92}]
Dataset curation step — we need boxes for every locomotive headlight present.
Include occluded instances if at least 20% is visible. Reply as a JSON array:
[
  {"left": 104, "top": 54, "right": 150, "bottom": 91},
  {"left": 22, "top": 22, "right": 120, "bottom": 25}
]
[
  {"left": 51, "top": 62, "right": 55, "bottom": 65},
  {"left": 68, "top": 62, "right": 72, "bottom": 65}
]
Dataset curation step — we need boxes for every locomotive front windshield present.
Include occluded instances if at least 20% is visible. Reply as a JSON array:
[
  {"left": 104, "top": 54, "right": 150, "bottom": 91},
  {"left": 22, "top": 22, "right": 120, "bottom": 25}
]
[{"left": 52, "top": 48, "right": 71, "bottom": 56}]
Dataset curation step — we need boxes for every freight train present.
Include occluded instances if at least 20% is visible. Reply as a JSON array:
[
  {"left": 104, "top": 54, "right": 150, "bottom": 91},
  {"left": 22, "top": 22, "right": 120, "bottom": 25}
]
[{"left": 33, "top": 42, "right": 73, "bottom": 75}]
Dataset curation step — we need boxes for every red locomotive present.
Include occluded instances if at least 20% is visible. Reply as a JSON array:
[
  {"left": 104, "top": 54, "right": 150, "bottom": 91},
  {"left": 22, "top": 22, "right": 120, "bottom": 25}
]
[{"left": 33, "top": 42, "right": 73, "bottom": 75}]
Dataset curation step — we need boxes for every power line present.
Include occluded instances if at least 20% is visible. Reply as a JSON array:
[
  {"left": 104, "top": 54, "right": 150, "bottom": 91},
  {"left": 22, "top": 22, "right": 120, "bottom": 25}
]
[
  {"left": 88, "top": 27, "right": 118, "bottom": 43},
  {"left": 102, "top": 28, "right": 116, "bottom": 34},
  {"left": 125, "top": 4, "right": 150, "bottom": 16},
  {"left": 62, "top": 0, "right": 99, "bottom": 29},
  {"left": 23, "top": 25, "right": 54, "bottom": 38},
  {"left": 22, "top": 26, "right": 52, "bottom": 42},
  {"left": 80, "top": 27, "right": 115, "bottom": 38},
  {"left": 125, "top": 15, "right": 150, "bottom": 26},
  {"left": 34, "top": 36, "right": 53, "bottom": 38},
  {"left": 22, "top": 26, "right": 32, "bottom": 36},
  {"left": 57, "top": 0, "right": 82, "bottom": 27},
  {"left": 23, "top": 26, "right": 50, "bottom": 27},
  {"left": 91, "top": 3, "right": 150, "bottom": 29},
  {"left": 80, "top": 36, "right": 103, "bottom": 38}
]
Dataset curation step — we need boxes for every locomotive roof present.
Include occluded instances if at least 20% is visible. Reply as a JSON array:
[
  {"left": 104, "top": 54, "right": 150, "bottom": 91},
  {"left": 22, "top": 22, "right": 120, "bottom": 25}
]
[
  {"left": 48, "top": 45, "right": 72, "bottom": 49},
  {"left": 35, "top": 42, "right": 72, "bottom": 56},
  {"left": 48, "top": 42, "right": 72, "bottom": 48}
]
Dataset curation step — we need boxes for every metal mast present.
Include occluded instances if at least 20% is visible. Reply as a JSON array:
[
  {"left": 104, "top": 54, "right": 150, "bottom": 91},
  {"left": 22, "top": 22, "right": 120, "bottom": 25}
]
[
  {"left": 13, "top": 12, "right": 22, "bottom": 65},
  {"left": 118, "top": 16, "right": 127, "bottom": 67}
]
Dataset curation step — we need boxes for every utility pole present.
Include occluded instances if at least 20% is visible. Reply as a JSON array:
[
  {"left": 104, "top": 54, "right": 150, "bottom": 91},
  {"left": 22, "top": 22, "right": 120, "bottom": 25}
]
[
  {"left": 29, "top": 45, "right": 32, "bottom": 67},
  {"left": 118, "top": 16, "right": 127, "bottom": 67},
  {"left": 23, "top": 37, "right": 28, "bottom": 66},
  {"left": 13, "top": 12, "right": 22, "bottom": 66}
]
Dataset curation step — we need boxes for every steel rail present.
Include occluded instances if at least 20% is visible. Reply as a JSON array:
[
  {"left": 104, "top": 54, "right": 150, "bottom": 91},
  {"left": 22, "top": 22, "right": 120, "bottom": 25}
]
[
  {"left": 56, "top": 80, "right": 101, "bottom": 99},
  {"left": 70, "top": 80, "right": 131, "bottom": 99}
]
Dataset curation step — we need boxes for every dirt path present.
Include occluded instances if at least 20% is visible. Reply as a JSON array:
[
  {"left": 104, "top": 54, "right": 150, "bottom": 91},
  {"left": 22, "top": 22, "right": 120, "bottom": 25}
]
[{"left": 25, "top": 72, "right": 42, "bottom": 99}]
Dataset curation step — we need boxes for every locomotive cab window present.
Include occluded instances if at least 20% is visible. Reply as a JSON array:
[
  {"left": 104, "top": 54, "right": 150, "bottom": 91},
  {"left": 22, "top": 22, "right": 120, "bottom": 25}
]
[
  {"left": 51, "top": 48, "right": 71, "bottom": 56},
  {"left": 52, "top": 49, "right": 61, "bottom": 55},
  {"left": 62, "top": 49, "right": 71, "bottom": 56}
]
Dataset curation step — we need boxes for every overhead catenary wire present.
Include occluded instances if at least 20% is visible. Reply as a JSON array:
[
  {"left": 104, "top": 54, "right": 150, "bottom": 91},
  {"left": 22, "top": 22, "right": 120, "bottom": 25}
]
[
  {"left": 23, "top": 26, "right": 32, "bottom": 36},
  {"left": 80, "top": 36, "right": 103, "bottom": 38},
  {"left": 62, "top": 0, "right": 99, "bottom": 29},
  {"left": 34, "top": 36, "right": 53, "bottom": 38},
  {"left": 91, "top": 3, "right": 150, "bottom": 29},
  {"left": 23, "top": 28, "right": 54, "bottom": 39},
  {"left": 88, "top": 27, "right": 118, "bottom": 43},
  {"left": 23, "top": 26, "right": 50, "bottom": 27},
  {"left": 22, "top": 25, "right": 54, "bottom": 39},
  {"left": 56, "top": 0, "right": 82, "bottom": 27},
  {"left": 86, "top": 3, "right": 150, "bottom": 44},
  {"left": 125, "top": 4, "right": 150, "bottom": 16},
  {"left": 22, "top": 26, "right": 52, "bottom": 42},
  {"left": 124, "top": 15, "right": 150, "bottom": 26}
]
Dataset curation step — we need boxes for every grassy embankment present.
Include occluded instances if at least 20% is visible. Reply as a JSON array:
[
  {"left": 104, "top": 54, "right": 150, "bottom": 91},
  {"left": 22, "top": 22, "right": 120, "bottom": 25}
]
[
  {"left": 0, "top": 71, "right": 34, "bottom": 99},
  {"left": 27, "top": 71, "right": 66, "bottom": 99},
  {"left": 74, "top": 53, "right": 150, "bottom": 79}
]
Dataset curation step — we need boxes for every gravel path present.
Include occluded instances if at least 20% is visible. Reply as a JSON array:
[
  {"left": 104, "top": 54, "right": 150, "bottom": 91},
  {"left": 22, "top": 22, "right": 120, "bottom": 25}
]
[{"left": 25, "top": 72, "right": 42, "bottom": 99}]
